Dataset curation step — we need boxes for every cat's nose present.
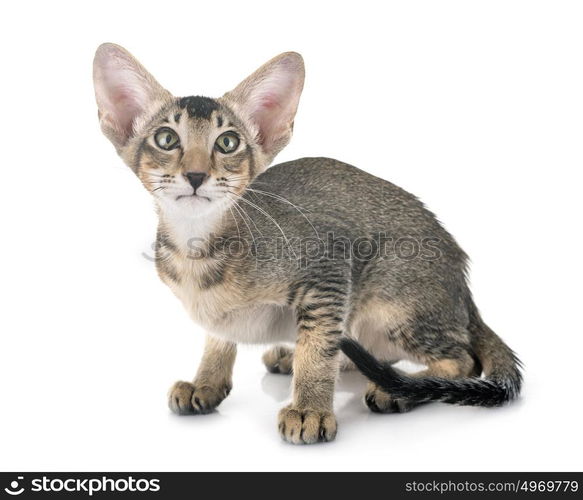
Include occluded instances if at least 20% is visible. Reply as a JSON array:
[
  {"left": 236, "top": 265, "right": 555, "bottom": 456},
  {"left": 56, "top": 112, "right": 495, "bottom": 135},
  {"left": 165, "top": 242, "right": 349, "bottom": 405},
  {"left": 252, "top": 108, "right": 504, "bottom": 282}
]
[{"left": 184, "top": 172, "right": 207, "bottom": 192}]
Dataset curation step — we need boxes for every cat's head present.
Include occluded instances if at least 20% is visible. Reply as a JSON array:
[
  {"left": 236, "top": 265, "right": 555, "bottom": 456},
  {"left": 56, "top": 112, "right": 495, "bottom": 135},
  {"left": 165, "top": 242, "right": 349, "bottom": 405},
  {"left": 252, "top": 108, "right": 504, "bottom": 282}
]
[{"left": 93, "top": 43, "right": 304, "bottom": 217}]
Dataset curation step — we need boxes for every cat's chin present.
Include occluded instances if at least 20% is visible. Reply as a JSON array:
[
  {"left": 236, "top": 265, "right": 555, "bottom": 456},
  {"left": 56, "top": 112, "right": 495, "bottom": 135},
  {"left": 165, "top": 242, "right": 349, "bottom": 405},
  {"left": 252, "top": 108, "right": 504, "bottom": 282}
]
[{"left": 157, "top": 193, "right": 227, "bottom": 220}]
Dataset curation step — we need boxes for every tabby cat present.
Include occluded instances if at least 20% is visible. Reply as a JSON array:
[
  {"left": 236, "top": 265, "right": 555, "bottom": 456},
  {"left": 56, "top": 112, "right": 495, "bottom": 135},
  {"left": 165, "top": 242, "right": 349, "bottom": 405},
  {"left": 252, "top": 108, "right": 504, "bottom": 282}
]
[{"left": 93, "top": 43, "right": 522, "bottom": 444}]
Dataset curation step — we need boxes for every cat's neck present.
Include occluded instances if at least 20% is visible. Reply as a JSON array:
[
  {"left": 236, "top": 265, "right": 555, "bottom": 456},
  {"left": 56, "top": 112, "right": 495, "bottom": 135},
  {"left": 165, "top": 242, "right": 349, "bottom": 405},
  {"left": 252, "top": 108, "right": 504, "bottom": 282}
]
[{"left": 157, "top": 200, "right": 227, "bottom": 252}]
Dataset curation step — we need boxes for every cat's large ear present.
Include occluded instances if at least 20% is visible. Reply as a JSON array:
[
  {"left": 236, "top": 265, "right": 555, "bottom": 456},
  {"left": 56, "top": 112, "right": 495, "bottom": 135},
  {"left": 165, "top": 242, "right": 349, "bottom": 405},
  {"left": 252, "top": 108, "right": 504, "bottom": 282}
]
[
  {"left": 222, "top": 52, "right": 305, "bottom": 161},
  {"left": 93, "top": 43, "right": 172, "bottom": 150}
]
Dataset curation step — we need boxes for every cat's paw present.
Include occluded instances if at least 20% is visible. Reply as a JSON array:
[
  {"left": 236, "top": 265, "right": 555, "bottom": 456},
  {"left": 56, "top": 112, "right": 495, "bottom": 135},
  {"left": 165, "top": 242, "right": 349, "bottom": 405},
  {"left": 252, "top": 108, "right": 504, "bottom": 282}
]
[
  {"left": 262, "top": 345, "right": 294, "bottom": 374},
  {"left": 277, "top": 405, "right": 337, "bottom": 444},
  {"left": 364, "top": 384, "right": 416, "bottom": 413},
  {"left": 168, "top": 380, "right": 231, "bottom": 415}
]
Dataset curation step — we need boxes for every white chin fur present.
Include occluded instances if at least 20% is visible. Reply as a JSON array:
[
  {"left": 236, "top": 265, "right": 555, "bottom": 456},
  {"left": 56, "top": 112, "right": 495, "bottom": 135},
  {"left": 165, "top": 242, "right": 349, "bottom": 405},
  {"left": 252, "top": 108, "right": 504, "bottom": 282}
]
[{"left": 157, "top": 195, "right": 231, "bottom": 249}]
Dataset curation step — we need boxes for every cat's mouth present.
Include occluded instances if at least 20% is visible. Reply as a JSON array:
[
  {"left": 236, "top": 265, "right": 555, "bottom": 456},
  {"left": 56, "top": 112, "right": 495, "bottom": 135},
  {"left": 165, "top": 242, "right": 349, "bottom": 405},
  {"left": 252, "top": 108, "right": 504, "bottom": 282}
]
[{"left": 175, "top": 193, "right": 212, "bottom": 202}]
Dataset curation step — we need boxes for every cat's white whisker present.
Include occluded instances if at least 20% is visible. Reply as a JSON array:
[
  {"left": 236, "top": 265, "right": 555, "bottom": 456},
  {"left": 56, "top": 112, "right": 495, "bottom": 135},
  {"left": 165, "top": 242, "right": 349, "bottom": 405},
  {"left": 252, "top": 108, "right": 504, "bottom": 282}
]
[
  {"left": 226, "top": 194, "right": 263, "bottom": 238},
  {"left": 235, "top": 196, "right": 298, "bottom": 259},
  {"left": 245, "top": 187, "right": 320, "bottom": 239}
]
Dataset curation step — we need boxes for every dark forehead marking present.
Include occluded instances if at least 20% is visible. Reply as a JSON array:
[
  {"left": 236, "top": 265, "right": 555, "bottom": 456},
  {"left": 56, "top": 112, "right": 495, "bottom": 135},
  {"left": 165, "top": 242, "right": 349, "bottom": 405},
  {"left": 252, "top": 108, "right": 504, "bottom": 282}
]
[
  {"left": 174, "top": 112, "right": 182, "bottom": 124},
  {"left": 217, "top": 115, "right": 223, "bottom": 128},
  {"left": 178, "top": 96, "right": 220, "bottom": 120}
]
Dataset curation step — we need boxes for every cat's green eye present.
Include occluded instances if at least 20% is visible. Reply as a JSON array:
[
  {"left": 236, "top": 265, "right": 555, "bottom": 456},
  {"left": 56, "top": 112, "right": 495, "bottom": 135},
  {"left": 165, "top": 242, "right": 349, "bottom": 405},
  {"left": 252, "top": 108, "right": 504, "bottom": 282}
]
[
  {"left": 215, "top": 132, "right": 240, "bottom": 154},
  {"left": 154, "top": 128, "right": 180, "bottom": 150}
]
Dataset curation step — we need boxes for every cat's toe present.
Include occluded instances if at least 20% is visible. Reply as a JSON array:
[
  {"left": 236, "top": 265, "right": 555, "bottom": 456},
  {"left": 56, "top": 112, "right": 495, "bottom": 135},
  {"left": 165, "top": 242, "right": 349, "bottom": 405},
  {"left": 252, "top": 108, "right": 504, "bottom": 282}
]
[
  {"left": 191, "top": 384, "right": 231, "bottom": 414},
  {"left": 168, "top": 381, "right": 196, "bottom": 415},
  {"left": 262, "top": 345, "right": 294, "bottom": 374},
  {"left": 278, "top": 406, "right": 337, "bottom": 444},
  {"left": 168, "top": 381, "right": 231, "bottom": 415}
]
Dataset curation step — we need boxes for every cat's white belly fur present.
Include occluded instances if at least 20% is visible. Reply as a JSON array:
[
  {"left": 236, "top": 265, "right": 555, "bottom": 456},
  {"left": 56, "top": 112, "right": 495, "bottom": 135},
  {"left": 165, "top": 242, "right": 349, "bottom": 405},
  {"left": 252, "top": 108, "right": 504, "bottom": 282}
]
[
  {"left": 206, "top": 304, "right": 298, "bottom": 344},
  {"left": 171, "top": 274, "right": 415, "bottom": 362}
]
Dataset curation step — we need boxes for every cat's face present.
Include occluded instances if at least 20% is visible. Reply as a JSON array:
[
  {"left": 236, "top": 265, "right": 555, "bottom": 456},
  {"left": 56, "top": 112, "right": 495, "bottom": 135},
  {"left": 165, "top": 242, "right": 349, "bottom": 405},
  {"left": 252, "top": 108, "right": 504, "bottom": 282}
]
[
  {"left": 126, "top": 95, "right": 262, "bottom": 216},
  {"left": 93, "top": 44, "right": 304, "bottom": 218}
]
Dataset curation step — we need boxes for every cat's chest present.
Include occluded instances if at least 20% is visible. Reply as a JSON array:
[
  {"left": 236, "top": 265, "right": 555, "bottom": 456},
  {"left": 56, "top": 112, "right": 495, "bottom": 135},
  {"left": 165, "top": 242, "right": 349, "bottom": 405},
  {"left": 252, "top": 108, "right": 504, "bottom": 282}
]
[{"left": 158, "top": 252, "right": 296, "bottom": 344}]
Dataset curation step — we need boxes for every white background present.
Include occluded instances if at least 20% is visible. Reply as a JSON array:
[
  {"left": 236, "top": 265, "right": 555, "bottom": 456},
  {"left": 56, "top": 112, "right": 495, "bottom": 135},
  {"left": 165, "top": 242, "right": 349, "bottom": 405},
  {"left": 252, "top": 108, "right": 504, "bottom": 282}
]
[{"left": 1, "top": 0, "right": 582, "bottom": 472}]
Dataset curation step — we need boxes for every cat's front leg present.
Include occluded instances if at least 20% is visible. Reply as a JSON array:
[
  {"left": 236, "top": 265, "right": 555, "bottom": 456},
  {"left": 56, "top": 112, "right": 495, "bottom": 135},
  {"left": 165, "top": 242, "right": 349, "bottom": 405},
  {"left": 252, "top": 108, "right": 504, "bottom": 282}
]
[
  {"left": 278, "top": 301, "right": 343, "bottom": 444},
  {"left": 168, "top": 335, "right": 236, "bottom": 415}
]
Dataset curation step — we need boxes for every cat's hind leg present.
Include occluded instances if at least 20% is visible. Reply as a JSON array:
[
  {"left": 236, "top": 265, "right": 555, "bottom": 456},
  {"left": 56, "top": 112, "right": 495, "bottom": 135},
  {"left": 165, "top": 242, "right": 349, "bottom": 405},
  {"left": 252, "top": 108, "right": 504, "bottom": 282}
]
[
  {"left": 262, "top": 345, "right": 294, "bottom": 374},
  {"left": 364, "top": 347, "right": 479, "bottom": 413},
  {"left": 263, "top": 345, "right": 359, "bottom": 374}
]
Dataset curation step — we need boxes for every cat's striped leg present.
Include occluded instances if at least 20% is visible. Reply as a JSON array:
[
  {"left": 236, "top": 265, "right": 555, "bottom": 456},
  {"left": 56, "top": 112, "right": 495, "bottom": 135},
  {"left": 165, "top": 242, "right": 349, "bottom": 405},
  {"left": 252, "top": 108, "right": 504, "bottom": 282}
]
[{"left": 278, "top": 291, "right": 346, "bottom": 444}]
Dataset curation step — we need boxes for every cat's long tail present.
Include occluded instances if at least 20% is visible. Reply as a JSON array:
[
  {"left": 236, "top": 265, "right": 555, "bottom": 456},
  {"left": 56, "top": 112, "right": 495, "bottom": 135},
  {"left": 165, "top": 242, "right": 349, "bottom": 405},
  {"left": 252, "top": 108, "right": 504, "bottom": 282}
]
[{"left": 339, "top": 303, "right": 523, "bottom": 407}]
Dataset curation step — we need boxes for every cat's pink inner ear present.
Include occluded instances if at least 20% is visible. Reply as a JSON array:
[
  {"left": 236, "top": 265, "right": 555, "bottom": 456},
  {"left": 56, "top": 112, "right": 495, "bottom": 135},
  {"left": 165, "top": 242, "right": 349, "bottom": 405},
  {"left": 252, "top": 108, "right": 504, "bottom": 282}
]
[
  {"left": 227, "top": 53, "right": 305, "bottom": 156},
  {"left": 93, "top": 43, "right": 168, "bottom": 147},
  {"left": 103, "top": 84, "right": 144, "bottom": 138}
]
